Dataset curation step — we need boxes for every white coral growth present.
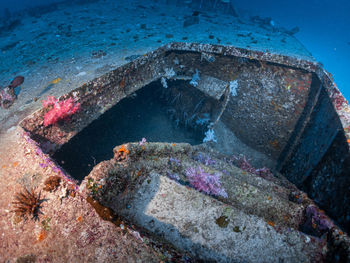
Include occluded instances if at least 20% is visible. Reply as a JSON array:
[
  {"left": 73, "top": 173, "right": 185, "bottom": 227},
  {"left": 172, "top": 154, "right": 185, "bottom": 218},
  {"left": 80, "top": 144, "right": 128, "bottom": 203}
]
[
  {"left": 203, "top": 128, "right": 217, "bottom": 143},
  {"left": 229, "top": 79, "right": 238, "bottom": 96},
  {"left": 161, "top": 77, "right": 168, "bottom": 88},
  {"left": 164, "top": 67, "right": 176, "bottom": 78},
  {"left": 190, "top": 69, "right": 200, "bottom": 87}
]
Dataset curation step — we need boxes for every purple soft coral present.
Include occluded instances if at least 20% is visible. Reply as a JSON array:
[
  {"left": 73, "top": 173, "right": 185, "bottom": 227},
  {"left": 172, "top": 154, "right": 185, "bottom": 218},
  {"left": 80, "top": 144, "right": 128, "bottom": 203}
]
[
  {"left": 232, "top": 154, "right": 273, "bottom": 179},
  {"left": 300, "top": 205, "right": 334, "bottom": 237},
  {"left": 139, "top": 137, "right": 147, "bottom": 146},
  {"left": 185, "top": 166, "right": 227, "bottom": 198},
  {"left": 194, "top": 153, "right": 216, "bottom": 166}
]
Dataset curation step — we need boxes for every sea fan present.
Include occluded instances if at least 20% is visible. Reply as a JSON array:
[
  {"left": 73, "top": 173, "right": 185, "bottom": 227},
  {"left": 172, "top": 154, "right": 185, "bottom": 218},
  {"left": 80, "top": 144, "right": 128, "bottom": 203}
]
[{"left": 12, "top": 188, "right": 46, "bottom": 221}]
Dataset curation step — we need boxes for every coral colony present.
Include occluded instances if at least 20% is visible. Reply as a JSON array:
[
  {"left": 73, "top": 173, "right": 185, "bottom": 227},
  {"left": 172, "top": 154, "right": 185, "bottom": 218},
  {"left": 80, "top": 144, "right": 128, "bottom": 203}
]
[
  {"left": 231, "top": 154, "right": 273, "bottom": 179},
  {"left": 42, "top": 96, "right": 80, "bottom": 126},
  {"left": 138, "top": 137, "right": 147, "bottom": 146},
  {"left": 203, "top": 128, "right": 217, "bottom": 143},
  {"left": 189, "top": 69, "right": 200, "bottom": 87},
  {"left": 301, "top": 205, "right": 334, "bottom": 237},
  {"left": 193, "top": 153, "right": 216, "bottom": 166},
  {"left": 185, "top": 166, "right": 227, "bottom": 198}
]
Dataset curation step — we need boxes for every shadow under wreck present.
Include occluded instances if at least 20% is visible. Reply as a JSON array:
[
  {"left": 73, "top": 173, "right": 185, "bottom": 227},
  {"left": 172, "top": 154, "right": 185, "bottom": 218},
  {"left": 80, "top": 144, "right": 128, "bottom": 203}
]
[
  {"left": 19, "top": 42, "right": 350, "bottom": 262},
  {"left": 51, "top": 80, "right": 213, "bottom": 180}
]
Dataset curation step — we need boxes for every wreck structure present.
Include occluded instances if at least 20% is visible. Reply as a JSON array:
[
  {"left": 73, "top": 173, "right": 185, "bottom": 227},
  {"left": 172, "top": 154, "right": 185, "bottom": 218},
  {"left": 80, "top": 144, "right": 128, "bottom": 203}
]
[{"left": 19, "top": 42, "right": 350, "bottom": 262}]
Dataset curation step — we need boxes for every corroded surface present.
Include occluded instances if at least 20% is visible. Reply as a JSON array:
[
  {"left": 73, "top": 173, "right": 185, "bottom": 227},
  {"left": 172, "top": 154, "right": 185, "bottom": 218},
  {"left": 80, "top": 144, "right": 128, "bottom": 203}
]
[
  {"left": 20, "top": 43, "right": 316, "bottom": 158},
  {"left": 81, "top": 142, "right": 350, "bottom": 262},
  {"left": 0, "top": 130, "right": 179, "bottom": 263},
  {"left": 17, "top": 42, "right": 350, "bottom": 257}
]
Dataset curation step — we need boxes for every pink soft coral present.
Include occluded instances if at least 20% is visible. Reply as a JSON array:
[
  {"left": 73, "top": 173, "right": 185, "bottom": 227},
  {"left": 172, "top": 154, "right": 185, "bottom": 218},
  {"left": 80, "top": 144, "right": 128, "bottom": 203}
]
[
  {"left": 42, "top": 96, "right": 80, "bottom": 126},
  {"left": 42, "top": 95, "right": 58, "bottom": 108},
  {"left": 185, "top": 166, "right": 227, "bottom": 198}
]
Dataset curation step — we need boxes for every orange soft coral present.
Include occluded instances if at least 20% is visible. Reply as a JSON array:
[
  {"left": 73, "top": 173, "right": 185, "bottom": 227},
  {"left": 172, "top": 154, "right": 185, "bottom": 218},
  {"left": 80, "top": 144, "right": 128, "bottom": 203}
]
[{"left": 114, "top": 145, "right": 130, "bottom": 162}]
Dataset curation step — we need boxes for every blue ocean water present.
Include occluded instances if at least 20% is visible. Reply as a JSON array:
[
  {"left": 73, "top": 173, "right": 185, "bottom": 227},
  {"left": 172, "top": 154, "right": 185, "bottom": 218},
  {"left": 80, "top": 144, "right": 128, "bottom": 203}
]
[
  {"left": 0, "top": 0, "right": 349, "bottom": 100},
  {"left": 234, "top": 0, "right": 350, "bottom": 99}
]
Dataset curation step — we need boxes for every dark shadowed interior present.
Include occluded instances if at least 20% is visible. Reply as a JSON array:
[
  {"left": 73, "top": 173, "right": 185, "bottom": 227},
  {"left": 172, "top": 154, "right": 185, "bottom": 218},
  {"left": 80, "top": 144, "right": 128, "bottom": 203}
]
[{"left": 52, "top": 80, "right": 217, "bottom": 180}]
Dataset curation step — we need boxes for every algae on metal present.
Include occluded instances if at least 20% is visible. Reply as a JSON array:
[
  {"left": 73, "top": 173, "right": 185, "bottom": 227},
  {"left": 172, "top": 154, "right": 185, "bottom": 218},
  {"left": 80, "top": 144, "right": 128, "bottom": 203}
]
[{"left": 81, "top": 142, "right": 335, "bottom": 262}]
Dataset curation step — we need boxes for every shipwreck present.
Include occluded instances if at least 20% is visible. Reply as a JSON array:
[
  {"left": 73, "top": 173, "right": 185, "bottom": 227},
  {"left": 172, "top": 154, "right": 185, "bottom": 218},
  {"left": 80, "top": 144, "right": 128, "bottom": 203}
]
[{"left": 18, "top": 42, "right": 350, "bottom": 262}]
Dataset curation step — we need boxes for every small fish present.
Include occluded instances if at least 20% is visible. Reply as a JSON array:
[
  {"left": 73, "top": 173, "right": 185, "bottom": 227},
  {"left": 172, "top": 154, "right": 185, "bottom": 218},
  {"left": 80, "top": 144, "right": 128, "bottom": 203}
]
[
  {"left": 50, "top": 77, "right": 61, "bottom": 84},
  {"left": 9, "top": 76, "right": 24, "bottom": 88}
]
